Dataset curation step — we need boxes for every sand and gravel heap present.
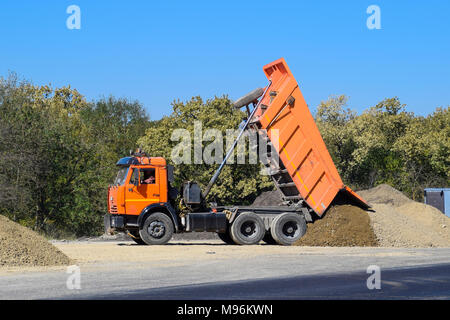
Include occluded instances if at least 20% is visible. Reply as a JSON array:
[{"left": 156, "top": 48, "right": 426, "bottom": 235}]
[
  {"left": 0, "top": 215, "right": 72, "bottom": 267},
  {"left": 251, "top": 190, "right": 284, "bottom": 206},
  {"left": 358, "top": 184, "right": 413, "bottom": 208},
  {"left": 254, "top": 184, "right": 450, "bottom": 248},
  {"left": 253, "top": 191, "right": 379, "bottom": 246},
  {"left": 359, "top": 184, "right": 450, "bottom": 248},
  {"left": 294, "top": 205, "right": 378, "bottom": 247}
]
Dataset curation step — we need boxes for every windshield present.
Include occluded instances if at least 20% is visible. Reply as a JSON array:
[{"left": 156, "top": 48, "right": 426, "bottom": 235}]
[{"left": 114, "top": 167, "right": 129, "bottom": 185}]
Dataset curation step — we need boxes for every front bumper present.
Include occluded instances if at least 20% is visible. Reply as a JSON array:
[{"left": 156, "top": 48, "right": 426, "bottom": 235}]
[{"left": 104, "top": 214, "right": 125, "bottom": 233}]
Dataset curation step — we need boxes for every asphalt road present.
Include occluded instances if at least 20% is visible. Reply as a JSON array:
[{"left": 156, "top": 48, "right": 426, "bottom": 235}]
[
  {"left": 1, "top": 242, "right": 450, "bottom": 300},
  {"left": 85, "top": 263, "right": 450, "bottom": 300}
]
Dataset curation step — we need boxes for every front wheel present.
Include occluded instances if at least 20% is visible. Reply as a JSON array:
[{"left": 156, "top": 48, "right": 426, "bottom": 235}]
[
  {"left": 139, "top": 212, "right": 174, "bottom": 245},
  {"left": 128, "top": 230, "right": 147, "bottom": 245}
]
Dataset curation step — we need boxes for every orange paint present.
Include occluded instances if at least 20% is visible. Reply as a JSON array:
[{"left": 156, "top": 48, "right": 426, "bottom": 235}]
[
  {"left": 257, "top": 58, "right": 368, "bottom": 216},
  {"left": 108, "top": 157, "right": 168, "bottom": 216}
]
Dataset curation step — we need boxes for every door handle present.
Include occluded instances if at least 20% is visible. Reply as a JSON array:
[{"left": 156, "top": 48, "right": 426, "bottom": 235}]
[{"left": 153, "top": 193, "right": 160, "bottom": 197}]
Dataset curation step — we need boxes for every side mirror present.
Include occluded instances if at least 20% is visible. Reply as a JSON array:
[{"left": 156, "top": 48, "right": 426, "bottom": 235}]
[{"left": 167, "top": 165, "right": 174, "bottom": 183}]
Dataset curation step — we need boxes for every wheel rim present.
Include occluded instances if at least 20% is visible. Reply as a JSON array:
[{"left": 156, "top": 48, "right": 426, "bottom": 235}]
[
  {"left": 240, "top": 221, "right": 259, "bottom": 239},
  {"left": 281, "top": 221, "right": 300, "bottom": 239},
  {"left": 148, "top": 221, "right": 165, "bottom": 238}
]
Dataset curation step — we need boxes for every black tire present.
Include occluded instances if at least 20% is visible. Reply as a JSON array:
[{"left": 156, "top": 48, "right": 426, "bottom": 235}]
[
  {"left": 233, "top": 88, "right": 264, "bottom": 109},
  {"left": 217, "top": 229, "right": 236, "bottom": 245},
  {"left": 128, "top": 230, "right": 147, "bottom": 245},
  {"left": 139, "top": 212, "right": 174, "bottom": 245},
  {"left": 262, "top": 232, "right": 277, "bottom": 245},
  {"left": 230, "top": 212, "right": 265, "bottom": 245},
  {"left": 270, "top": 213, "right": 307, "bottom": 246}
]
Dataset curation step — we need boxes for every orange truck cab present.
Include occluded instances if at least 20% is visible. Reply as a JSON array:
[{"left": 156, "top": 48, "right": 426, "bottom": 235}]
[
  {"left": 105, "top": 59, "right": 369, "bottom": 246},
  {"left": 108, "top": 155, "right": 169, "bottom": 215},
  {"left": 106, "top": 152, "right": 184, "bottom": 244}
]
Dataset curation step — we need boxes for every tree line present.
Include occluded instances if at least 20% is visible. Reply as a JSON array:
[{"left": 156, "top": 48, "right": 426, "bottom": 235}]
[
  {"left": 0, "top": 75, "right": 149, "bottom": 237},
  {"left": 0, "top": 75, "right": 448, "bottom": 237}
]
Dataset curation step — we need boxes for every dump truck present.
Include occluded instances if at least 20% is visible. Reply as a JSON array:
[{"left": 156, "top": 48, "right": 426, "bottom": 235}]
[{"left": 105, "top": 58, "right": 369, "bottom": 246}]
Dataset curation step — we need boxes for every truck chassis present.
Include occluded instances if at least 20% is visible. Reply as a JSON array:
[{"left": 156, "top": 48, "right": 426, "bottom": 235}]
[{"left": 106, "top": 203, "right": 310, "bottom": 246}]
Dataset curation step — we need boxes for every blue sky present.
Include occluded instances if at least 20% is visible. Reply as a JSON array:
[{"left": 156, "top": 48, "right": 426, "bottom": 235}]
[{"left": 0, "top": 0, "right": 449, "bottom": 120}]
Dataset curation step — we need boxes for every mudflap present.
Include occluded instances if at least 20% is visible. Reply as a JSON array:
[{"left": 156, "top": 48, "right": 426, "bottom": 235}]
[{"left": 104, "top": 214, "right": 112, "bottom": 234}]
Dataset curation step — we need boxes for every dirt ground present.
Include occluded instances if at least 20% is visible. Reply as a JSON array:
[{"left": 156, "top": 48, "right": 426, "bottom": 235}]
[{"left": 1, "top": 239, "right": 438, "bottom": 275}]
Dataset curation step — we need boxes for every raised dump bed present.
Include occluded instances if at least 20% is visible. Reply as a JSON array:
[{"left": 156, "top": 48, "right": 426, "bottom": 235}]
[{"left": 254, "top": 58, "right": 368, "bottom": 216}]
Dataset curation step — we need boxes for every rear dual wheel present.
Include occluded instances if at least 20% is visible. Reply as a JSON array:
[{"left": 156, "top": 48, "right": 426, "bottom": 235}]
[
  {"left": 270, "top": 212, "right": 307, "bottom": 246},
  {"left": 230, "top": 212, "right": 265, "bottom": 245},
  {"left": 217, "top": 229, "right": 236, "bottom": 245}
]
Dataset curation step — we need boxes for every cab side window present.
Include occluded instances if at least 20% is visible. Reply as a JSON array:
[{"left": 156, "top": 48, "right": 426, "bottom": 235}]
[
  {"left": 140, "top": 168, "right": 156, "bottom": 184},
  {"left": 129, "top": 168, "right": 139, "bottom": 185}
]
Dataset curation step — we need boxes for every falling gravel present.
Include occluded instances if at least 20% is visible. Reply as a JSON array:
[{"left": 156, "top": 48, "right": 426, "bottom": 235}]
[
  {"left": 294, "top": 205, "right": 378, "bottom": 247},
  {"left": 0, "top": 215, "right": 72, "bottom": 267}
]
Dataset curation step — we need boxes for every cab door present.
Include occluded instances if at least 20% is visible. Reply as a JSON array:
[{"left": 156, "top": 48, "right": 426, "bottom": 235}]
[{"left": 124, "top": 166, "right": 161, "bottom": 215}]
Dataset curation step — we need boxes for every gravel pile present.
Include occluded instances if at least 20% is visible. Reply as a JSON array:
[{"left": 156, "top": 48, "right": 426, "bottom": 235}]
[
  {"left": 253, "top": 190, "right": 378, "bottom": 247},
  {"left": 358, "top": 184, "right": 411, "bottom": 207},
  {"left": 253, "top": 184, "right": 450, "bottom": 248},
  {"left": 0, "top": 215, "right": 72, "bottom": 267},
  {"left": 359, "top": 184, "right": 450, "bottom": 248},
  {"left": 294, "top": 204, "right": 378, "bottom": 247},
  {"left": 251, "top": 189, "right": 284, "bottom": 206}
]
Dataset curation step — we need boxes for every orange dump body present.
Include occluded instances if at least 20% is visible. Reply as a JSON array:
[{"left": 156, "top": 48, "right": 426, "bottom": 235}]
[{"left": 255, "top": 58, "right": 368, "bottom": 216}]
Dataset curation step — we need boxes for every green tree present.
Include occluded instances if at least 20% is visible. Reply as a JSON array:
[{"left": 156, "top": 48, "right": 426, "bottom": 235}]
[
  {"left": 393, "top": 107, "right": 450, "bottom": 199},
  {"left": 316, "top": 95, "right": 449, "bottom": 200},
  {"left": 315, "top": 95, "right": 357, "bottom": 179},
  {"left": 0, "top": 76, "right": 93, "bottom": 234}
]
